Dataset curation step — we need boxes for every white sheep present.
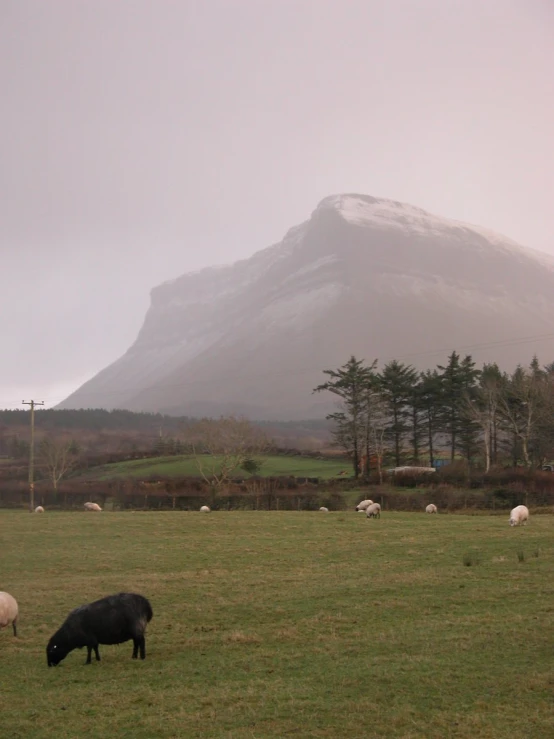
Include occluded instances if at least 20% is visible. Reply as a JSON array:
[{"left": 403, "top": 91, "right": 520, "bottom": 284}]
[
  {"left": 200, "top": 505, "right": 211, "bottom": 513},
  {"left": 357, "top": 509, "right": 367, "bottom": 513},
  {"left": 509, "top": 505, "right": 529, "bottom": 527},
  {"left": 425, "top": 504, "right": 438, "bottom": 514},
  {"left": 355, "top": 499, "right": 373, "bottom": 511},
  {"left": 84, "top": 502, "right": 102, "bottom": 512},
  {"left": 34, "top": 505, "right": 45, "bottom": 513},
  {"left": 366, "top": 503, "right": 381, "bottom": 518},
  {"left": 0, "top": 592, "right": 18, "bottom": 636},
  {"left": 319, "top": 507, "right": 329, "bottom": 512}
]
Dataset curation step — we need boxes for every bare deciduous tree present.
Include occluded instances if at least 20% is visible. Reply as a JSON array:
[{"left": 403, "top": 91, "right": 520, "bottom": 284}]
[
  {"left": 496, "top": 365, "right": 548, "bottom": 467},
  {"left": 40, "top": 435, "right": 79, "bottom": 490},
  {"left": 364, "top": 393, "right": 389, "bottom": 484},
  {"left": 464, "top": 370, "right": 503, "bottom": 473},
  {"left": 464, "top": 398, "right": 492, "bottom": 473},
  {"left": 182, "top": 416, "right": 269, "bottom": 489}
]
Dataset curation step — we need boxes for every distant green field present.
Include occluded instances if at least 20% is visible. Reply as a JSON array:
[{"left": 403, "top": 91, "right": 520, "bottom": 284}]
[
  {"left": 77, "top": 453, "right": 351, "bottom": 480},
  {"left": 1, "top": 510, "right": 553, "bottom": 738}
]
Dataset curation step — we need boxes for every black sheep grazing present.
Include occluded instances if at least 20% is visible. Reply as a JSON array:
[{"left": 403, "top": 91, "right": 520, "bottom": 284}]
[{"left": 46, "top": 592, "right": 153, "bottom": 666}]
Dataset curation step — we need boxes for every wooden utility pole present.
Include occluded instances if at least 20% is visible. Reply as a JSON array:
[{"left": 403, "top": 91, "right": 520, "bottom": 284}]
[{"left": 22, "top": 399, "right": 44, "bottom": 512}]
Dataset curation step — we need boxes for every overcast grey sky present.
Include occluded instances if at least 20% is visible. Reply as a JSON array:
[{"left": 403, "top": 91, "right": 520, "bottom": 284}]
[{"left": 1, "top": 0, "right": 553, "bottom": 409}]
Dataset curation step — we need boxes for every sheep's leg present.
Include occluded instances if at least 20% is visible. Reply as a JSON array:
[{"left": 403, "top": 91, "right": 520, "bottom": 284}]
[
  {"left": 85, "top": 643, "right": 100, "bottom": 664},
  {"left": 132, "top": 636, "right": 146, "bottom": 659},
  {"left": 12, "top": 618, "right": 17, "bottom": 637}
]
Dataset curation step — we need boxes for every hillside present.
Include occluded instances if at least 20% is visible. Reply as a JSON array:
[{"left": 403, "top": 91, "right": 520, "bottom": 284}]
[
  {"left": 58, "top": 194, "right": 554, "bottom": 419},
  {"left": 72, "top": 453, "right": 350, "bottom": 481}
]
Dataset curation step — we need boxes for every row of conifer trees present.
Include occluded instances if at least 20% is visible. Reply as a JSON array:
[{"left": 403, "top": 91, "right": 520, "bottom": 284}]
[{"left": 314, "top": 352, "right": 554, "bottom": 477}]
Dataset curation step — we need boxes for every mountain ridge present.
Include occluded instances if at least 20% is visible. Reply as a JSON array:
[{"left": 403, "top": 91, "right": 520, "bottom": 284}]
[{"left": 57, "top": 194, "right": 554, "bottom": 419}]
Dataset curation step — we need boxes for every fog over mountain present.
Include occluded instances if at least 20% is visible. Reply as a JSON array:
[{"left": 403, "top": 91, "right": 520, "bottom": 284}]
[
  {"left": 57, "top": 194, "right": 554, "bottom": 419},
  {"left": 2, "top": 2, "right": 553, "bottom": 412}
]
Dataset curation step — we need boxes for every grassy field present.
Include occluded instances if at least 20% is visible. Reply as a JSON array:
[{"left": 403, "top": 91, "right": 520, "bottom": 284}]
[
  {"left": 0, "top": 510, "right": 553, "bottom": 739},
  {"left": 76, "top": 453, "right": 351, "bottom": 481}
]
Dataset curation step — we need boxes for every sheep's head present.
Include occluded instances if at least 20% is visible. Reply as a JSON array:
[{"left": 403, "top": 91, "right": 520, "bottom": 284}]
[
  {"left": 46, "top": 638, "right": 69, "bottom": 666},
  {"left": 510, "top": 518, "right": 516, "bottom": 527}
]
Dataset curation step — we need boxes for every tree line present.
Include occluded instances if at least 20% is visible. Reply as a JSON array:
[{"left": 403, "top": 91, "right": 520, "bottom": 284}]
[
  {"left": 0, "top": 408, "right": 192, "bottom": 432},
  {"left": 314, "top": 352, "right": 554, "bottom": 478}
]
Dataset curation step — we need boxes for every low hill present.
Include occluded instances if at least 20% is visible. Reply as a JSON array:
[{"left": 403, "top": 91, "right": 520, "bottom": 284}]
[{"left": 73, "top": 453, "right": 350, "bottom": 481}]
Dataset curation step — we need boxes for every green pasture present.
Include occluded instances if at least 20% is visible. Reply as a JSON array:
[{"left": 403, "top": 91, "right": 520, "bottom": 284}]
[
  {"left": 75, "top": 453, "right": 351, "bottom": 481},
  {"left": 0, "top": 510, "right": 553, "bottom": 738}
]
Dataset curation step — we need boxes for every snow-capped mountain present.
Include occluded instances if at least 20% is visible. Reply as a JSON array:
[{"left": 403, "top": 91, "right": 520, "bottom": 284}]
[{"left": 58, "top": 194, "right": 554, "bottom": 419}]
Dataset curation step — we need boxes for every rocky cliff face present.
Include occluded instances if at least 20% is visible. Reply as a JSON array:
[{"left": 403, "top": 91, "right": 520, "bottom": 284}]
[{"left": 58, "top": 194, "right": 554, "bottom": 419}]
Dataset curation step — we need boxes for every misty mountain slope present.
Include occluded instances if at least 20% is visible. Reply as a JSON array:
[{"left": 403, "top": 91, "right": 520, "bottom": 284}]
[{"left": 58, "top": 194, "right": 554, "bottom": 419}]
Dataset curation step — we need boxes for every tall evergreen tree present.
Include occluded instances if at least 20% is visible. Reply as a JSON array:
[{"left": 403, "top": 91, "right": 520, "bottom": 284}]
[
  {"left": 313, "top": 356, "right": 377, "bottom": 477},
  {"left": 457, "top": 355, "right": 482, "bottom": 464},
  {"left": 419, "top": 370, "right": 442, "bottom": 466},
  {"left": 437, "top": 352, "right": 480, "bottom": 462},
  {"left": 407, "top": 379, "right": 426, "bottom": 464},
  {"left": 379, "top": 360, "right": 418, "bottom": 466},
  {"left": 359, "top": 379, "right": 381, "bottom": 478}
]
